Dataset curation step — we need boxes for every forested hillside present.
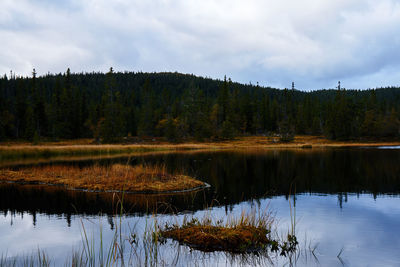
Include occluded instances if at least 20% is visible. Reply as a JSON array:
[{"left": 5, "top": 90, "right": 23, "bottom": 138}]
[{"left": 1, "top": 68, "right": 399, "bottom": 142}]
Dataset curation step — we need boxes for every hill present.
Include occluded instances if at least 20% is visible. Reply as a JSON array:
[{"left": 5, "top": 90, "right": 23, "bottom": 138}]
[{"left": 0, "top": 69, "right": 399, "bottom": 142}]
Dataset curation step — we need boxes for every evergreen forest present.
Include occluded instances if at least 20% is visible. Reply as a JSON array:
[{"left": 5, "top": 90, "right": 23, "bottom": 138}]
[{"left": 1, "top": 68, "right": 399, "bottom": 143}]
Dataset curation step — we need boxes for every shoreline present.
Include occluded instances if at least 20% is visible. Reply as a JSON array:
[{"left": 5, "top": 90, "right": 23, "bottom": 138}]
[
  {"left": 1, "top": 136, "right": 399, "bottom": 160},
  {"left": 0, "top": 180, "right": 211, "bottom": 195}
]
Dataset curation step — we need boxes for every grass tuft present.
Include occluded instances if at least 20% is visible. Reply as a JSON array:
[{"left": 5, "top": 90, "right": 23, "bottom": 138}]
[{"left": 160, "top": 208, "right": 298, "bottom": 254}]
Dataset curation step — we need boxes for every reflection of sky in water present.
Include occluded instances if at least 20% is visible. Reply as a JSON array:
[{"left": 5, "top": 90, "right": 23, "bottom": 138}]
[
  {"left": 1, "top": 194, "right": 400, "bottom": 266},
  {"left": 1, "top": 213, "right": 81, "bottom": 259},
  {"left": 377, "top": 146, "right": 400, "bottom": 149},
  {"left": 269, "top": 194, "right": 400, "bottom": 266}
]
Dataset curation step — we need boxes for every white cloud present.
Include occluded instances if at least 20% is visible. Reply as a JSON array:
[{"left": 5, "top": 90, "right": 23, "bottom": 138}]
[{"left": 1, "top": 0, "right": 400, "bottom": 89}]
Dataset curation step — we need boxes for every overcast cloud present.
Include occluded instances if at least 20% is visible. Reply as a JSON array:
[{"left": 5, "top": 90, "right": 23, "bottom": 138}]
[{"left": 1, "top": 0, "right": 400, "bottom": 90}]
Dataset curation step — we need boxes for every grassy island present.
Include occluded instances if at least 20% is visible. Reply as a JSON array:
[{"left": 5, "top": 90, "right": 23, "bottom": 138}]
[
  {"left": 160, "top": 211, "right": 298, "bottom": 255},
  {"left": 0, "top": 164, "right": 206, "bottom": 193}
]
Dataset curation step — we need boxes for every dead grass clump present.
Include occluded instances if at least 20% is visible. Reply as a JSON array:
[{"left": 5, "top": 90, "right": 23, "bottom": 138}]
[
  {"left": 0, "top": 164, "right": 206, "bottom": 193},
  {"left": 162, "top": 224, "right": 270, "bottom": 253},
  {"left": 160, "top": 209, "right": 298, "bottom": 254}
]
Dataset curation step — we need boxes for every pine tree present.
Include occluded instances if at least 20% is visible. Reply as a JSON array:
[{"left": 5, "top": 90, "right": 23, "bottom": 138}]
[
  {"left": 15, "top": 79, "right": 27, "bottom": 138},
  {"left": 31, "top": 69, "right": 47, "bottom": 137},
  {"left": 138, "top": 79, "right": 156, "bottom": 136},
  {"left": 209, "top": 104, "right": 219, "bottom": 138},
  {"left": 1, "top": 70, "right": 400, "bottom": 142},
  {"left": 100, "top": 67, "right": 126, "bottom": 142},
  {"left": 217, "top": 76, "right": 230, "bottom": 123},
  {"left": 382, "top": 108, "right": 400, "bottom": 137},
  {"left": 25, "top": 105, "right": 35, "bottom": 140},
  {"left": 361, "top": 90, "right": 380, "bottom": 137},
  {"left": 125, "top": 87, "right": 137, "bottom": 136},
  {"left": 194, "top": 89, "right": 212, "bottom": 140}
]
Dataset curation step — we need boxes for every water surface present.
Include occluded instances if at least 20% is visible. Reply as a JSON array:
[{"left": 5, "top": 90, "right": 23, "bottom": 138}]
[{"left": 1, "top": 148, "right": 400, "bottom": 266}]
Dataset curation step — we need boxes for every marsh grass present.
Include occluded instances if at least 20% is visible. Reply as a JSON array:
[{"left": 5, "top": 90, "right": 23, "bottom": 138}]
[
  {"left": 0, "top": 163, "right": 206, "bottom": 193},
  {"left": 160, "top": 207, "right": 298, "bottom": 255},
  {"left": 73, "top": 193, "right": 133, "bottom": 267},
  {"left": 0, "top": 143, "right": 211, "bottom": 161},
  {"left": 0, "top": 176, "right": 300, "bottom": 266},
  {"left": 2, "top": 135, "right": 398, "bottom": 162},
  {"left": 71, "top": 199, "right": 299, "bottom": 266},
  {"left": 0, "top": 250, "right": 51, "bottom": 267},
  {"left": 0, "top": 206, "right": 299, "bottom": 267},
  {"left": 75, "top": 201, "right": 173, "bottom": 267}
]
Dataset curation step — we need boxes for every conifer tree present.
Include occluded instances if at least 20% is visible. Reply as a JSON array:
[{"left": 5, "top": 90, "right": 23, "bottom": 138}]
[
  {"left": 0, "top": 70, "right": 400, "bottom": 142},
  {"left": 100, "top": 67, "right": 125, "bottom": 142},
  {"left": 361, "top": 90, "right": 380, "bottom": 137},
  {"left": 138, "top": 79, "right": 157, "bottom": 136},
  {"left": 15, "top": 79, "right": 27, "bottom": 138}
]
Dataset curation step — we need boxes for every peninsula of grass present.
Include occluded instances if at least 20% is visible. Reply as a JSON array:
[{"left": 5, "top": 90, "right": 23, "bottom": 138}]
[
  {"left": 160, "top": 211, "right": 298, "bottom": 255},
  {"left": 0, "top": 164, "right": 207, "bottom": 193}
]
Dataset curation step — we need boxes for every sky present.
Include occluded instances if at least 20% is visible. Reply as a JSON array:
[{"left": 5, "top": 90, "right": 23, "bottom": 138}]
[{"left": 1, "top": 0, "right": 400, "bottom": 90}]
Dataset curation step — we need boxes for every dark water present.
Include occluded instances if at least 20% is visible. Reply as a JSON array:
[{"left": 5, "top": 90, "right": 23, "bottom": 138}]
[{"left": 1, "top": 148, "right": 400, "bottom": 266}]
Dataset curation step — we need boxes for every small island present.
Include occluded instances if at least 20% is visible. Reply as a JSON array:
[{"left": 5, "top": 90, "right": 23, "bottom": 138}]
[
  {"left": 160, "top": 213, "right": 297, "bottom": 255},
  {"left": 0, "top": 164, "right": 207, "bottom": 194}
]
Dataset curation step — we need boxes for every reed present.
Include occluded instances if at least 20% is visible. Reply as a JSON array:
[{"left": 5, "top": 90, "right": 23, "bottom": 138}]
[
  {"left": 0, "top": 250, "right": 51, "bottom": 267},
  {"left": 0, "top": 207, "right": 299, "bottom": 266}
]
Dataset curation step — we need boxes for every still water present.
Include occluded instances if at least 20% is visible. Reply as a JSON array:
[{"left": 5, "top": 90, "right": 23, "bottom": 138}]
[{"left": 1, "top": 148, "right": 400, "bottom": 266}]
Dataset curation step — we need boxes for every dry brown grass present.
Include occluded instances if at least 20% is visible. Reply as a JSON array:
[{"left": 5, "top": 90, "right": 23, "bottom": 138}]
[
  {"left": 2, "top": 135, "right": 399, "bottom": 150},
  {"left": 1, "top": 136, "right": 399, "bottom": 160},
  {"left": 161, "top": 210, "right": 273, "bottom": 252},
  {"left": 160, "top": 209, "right": 298, "bottom": 254},
  {"left": 0, "top": 164, "right": 206, "bottom": 193},
  {"left": 162, "top": 224, "right": 270, "bottom": 252},
  {"left": 0, "top": 142, "right": 215, "bottom": 160}
]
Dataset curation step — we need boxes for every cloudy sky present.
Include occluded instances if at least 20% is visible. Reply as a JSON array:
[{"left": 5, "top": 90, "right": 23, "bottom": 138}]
[{"left": 1, "top": 0, "right": 400, "bottom": 90}]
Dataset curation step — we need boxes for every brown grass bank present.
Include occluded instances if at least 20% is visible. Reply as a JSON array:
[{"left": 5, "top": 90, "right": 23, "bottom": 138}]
[
  {"left": 1, "top": 136, "right": 399, "bottom": 161},
  {"left": 0, "top": 164, "right": 207, "bottom": 193}
]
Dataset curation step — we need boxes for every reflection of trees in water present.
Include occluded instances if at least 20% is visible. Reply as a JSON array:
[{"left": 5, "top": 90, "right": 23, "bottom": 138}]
[
  {"left": 2, "top": 149, "right": 400, "bottom": 226},
  {"left": 143, "top": 149, "right": 400, "bottom": 204},
  {"left": 0, "top": 183, "right": 212, "bottom": 228}
]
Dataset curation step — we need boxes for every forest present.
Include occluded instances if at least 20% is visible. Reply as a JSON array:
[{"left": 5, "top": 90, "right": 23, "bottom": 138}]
[{"left": 0, "top": 68, "right": 399, "bottom": 143}]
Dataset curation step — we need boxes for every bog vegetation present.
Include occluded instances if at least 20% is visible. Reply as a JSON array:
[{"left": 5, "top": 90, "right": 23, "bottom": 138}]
[
  {"left": 0, "top": 206, "right": 299, "bottom": 266},
  {"left": 0, "top": 68, "right": 399, "bottom": 143},
  {"left": 0, "top": 164, "right": 206, "bottom": 193},
  {"left": 160, "top": 209, "right": 298, "bottom": 255}
]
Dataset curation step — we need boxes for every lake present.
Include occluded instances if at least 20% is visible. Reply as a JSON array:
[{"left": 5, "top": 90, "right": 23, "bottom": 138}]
[{"left": 1, "top": 148, "right": 400, "bottom": 266}]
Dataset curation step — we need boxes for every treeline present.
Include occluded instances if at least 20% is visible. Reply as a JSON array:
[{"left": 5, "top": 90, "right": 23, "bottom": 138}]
[{"left": 0, "top": 68, "right": 399, "bottom": 142}]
